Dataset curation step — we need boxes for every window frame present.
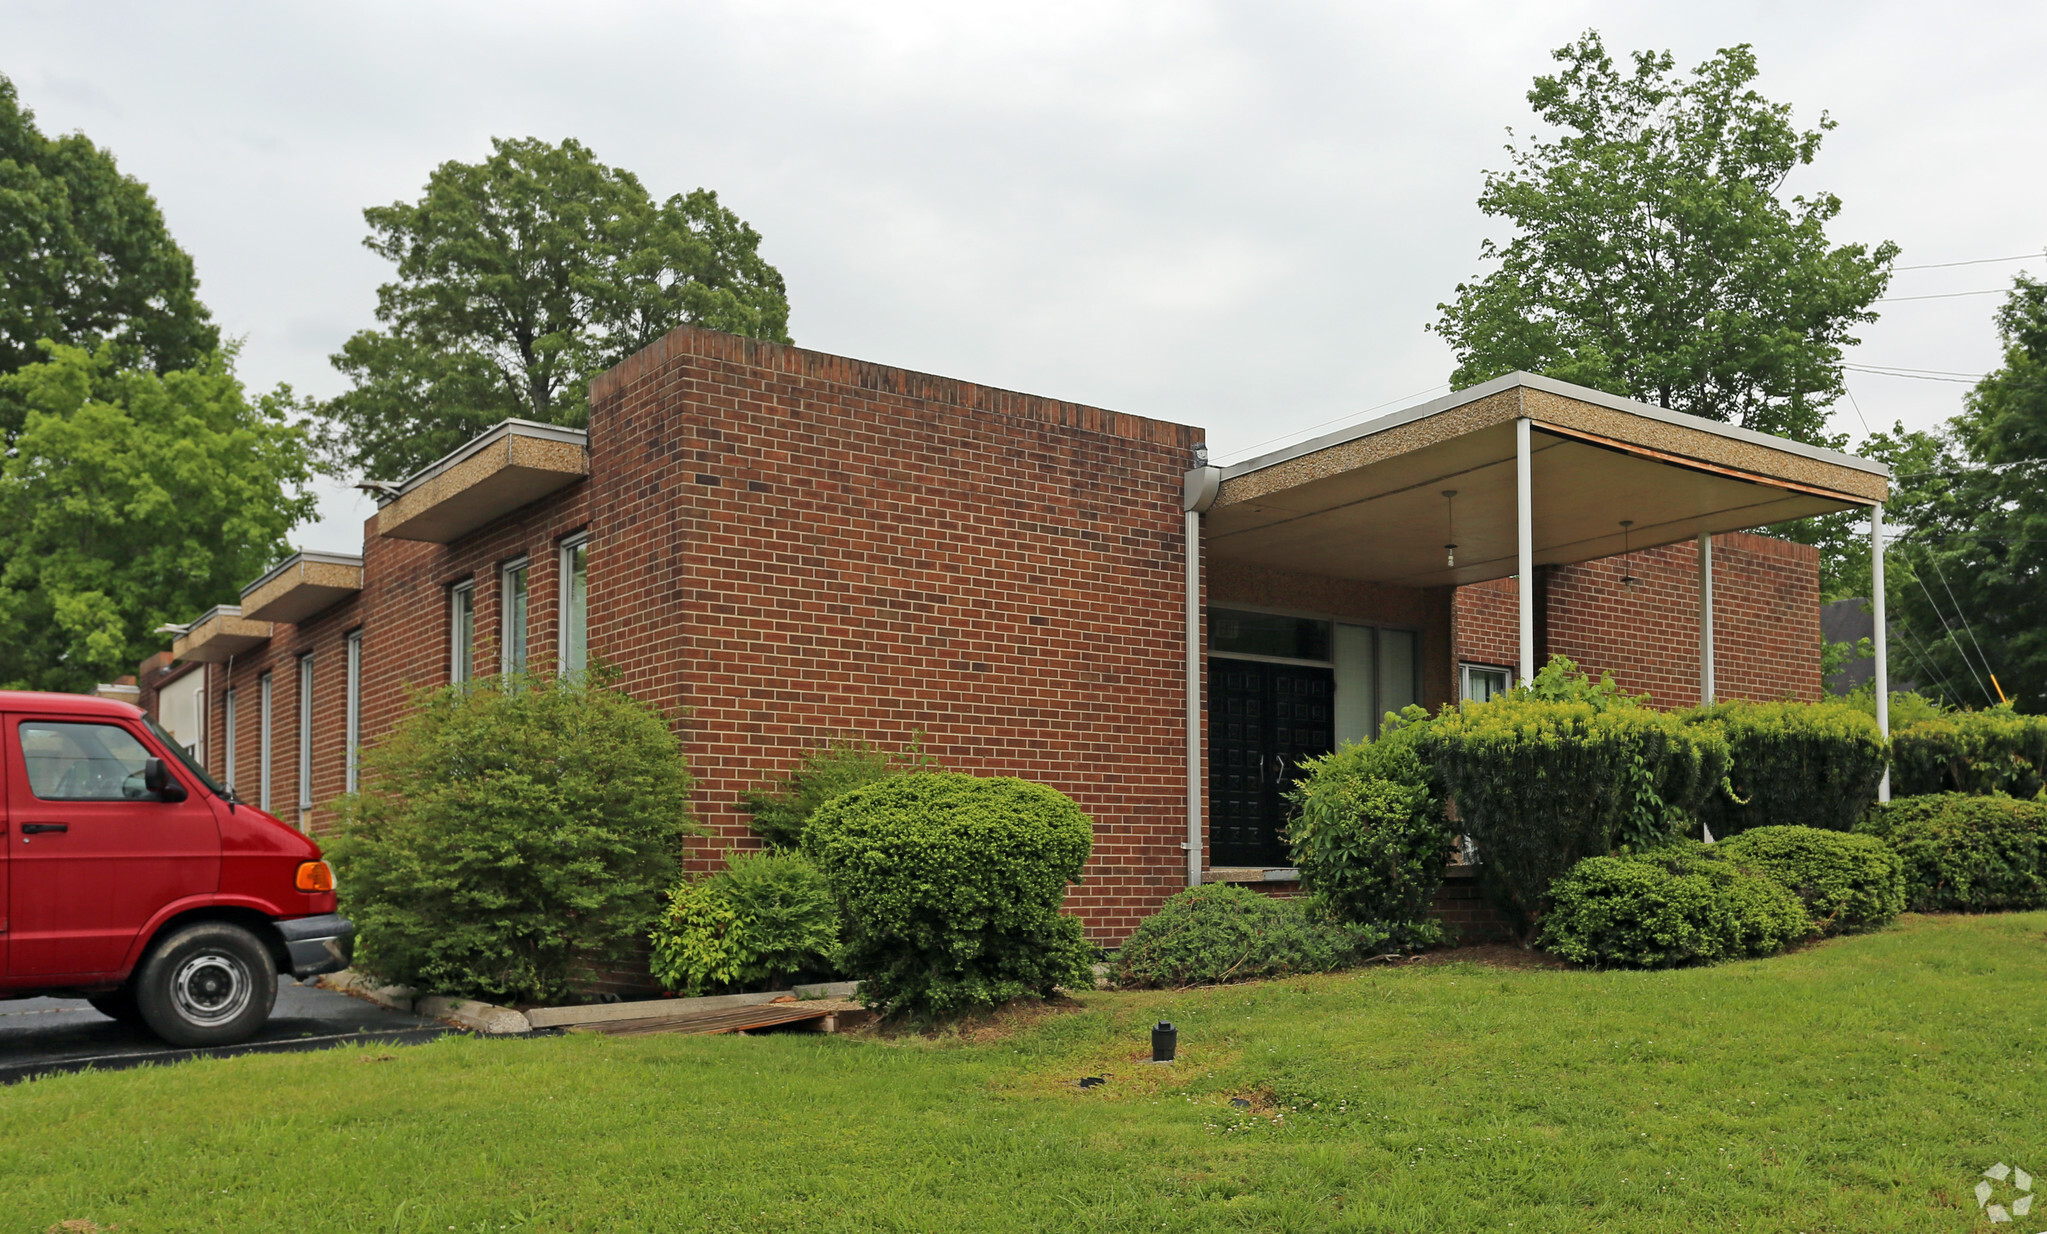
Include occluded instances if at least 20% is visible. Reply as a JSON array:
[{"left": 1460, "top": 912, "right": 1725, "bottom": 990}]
[
  {"left": 223, "top": 686, "right": 238, "bottom": 793},
  {"left": 258, "top": 670, "right": 274, "bottom": 811},
  {"left": 345, "top": 629, "right": 363, "bottom": 793},
  {"left": 559, "top": 533, "right": 589, "bottom": 674},
  {"left": 1459, "top": 663, "right": 1515, "bottom": 703},
  {"left": 500, "top": 556, "right": 530, "bottom": 676},
  {"left": 449, "top": 579, "right": 476, "bottom": 684}
]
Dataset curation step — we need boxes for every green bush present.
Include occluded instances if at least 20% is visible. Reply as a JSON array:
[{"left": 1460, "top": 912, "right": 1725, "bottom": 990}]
[
  {"left": 1113, "top": 884, "right": 1389, "bottom": 988},
  {"left": 1538, "top": 843, "right": 1812, "bottom": 969},
  {"left": 1712, "top": 825, "right": 1903, "bottom": 935},
  {"left": 1890, "top": 708, "right": 2047, "bottom": 799},
  {"left": 1857, "top": 793, "right": 2047, "bottom": 912},
  {"left": 648, "top": 850, "right": 841, "bottom": 995},
  {"left": 803, "top": 772, "right": 1095, "bottom": 1018},
  {"left": 329, "top": 670, "right": 694, "bottom": 1004},
  {"left": 1416, "top": 681, "right": 1730, "bottom": 934},
  {"left": 1684, "top": 701, "right": 1889, "bottom": 837},
  {"left": 741, "top": 735, "right": 939, "bottom": 850},
  {"left": 1286, "top": 711, "right": 1448, "bottom": 945}
]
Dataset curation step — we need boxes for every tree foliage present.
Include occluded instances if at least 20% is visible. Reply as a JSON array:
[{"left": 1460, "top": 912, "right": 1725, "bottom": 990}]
[
  {"left": 318, "top": 137, "right": 792, "bottom": 481},
  {"left": 0, "top": 73, "right": 218, "bottom": 408},
  {"left": 1852, "top": 275, "right": 2047, "bottom": 711},
  {"left": 1431, "top": 31, "right": 1895, "bottom": 443},
  {"left": 0, "top": 343, "right": 317, "bottom": 692}
]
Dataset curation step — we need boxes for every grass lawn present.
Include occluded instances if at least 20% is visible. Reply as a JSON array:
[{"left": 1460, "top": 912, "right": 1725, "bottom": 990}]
[{"left": 4, "top": 912, "right": 2044, "bottom": 1232}]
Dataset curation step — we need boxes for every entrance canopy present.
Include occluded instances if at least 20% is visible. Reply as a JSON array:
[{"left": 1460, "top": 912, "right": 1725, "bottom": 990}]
[{"left": 1198, "top": 372, "right": 1888, "bottom": 588}]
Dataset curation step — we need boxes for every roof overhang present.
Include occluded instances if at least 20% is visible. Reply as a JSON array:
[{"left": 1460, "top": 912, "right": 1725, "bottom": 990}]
[
  {"left": 374, "top": 420, "right": 589, "bottom": 544},
  {"left": 171, "top": 606, "right": 273, "bottom": 663},
  {"left": 240, "top": 551, "right": 365, "bottom": 624},
  {"left": 1200, "top": 373, "right": 1889, "bottom": 588}
]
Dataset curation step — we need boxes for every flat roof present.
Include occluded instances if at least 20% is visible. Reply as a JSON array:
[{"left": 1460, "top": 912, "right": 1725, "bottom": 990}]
[{"left": 373, "top": 418, "right": 589, "bottom": 506}]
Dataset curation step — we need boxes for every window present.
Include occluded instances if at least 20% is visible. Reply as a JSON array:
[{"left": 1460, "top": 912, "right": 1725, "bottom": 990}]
[
  {"left": 1209, "top": 609, "right": 1331, "bottom": 661},
  {"left": 1461, "top": 664, "right": 1514, "bottom": 703},
  {"left": 20, "top": 722, "right": 155, "bottom": 801},
  {"left": 224, "top": 687, "right": 238, "bottom": 792},
  {"left": 450, "top": 580, "right": 475, "bottom": 684},
  {"left": 501, "top": 558, "right": 530, "bottom": 674},
  {"left": 345, "top": 630, "right": 363, "bottom": 793},
  {"left": 560, "top": 534, "right": 589, "bottom": 674},
  {"left": 297, "top": 654, "right": 315, "bottom": 810},
  {"left": 259, "top": 671, "right": 273, "bottom": 811}
]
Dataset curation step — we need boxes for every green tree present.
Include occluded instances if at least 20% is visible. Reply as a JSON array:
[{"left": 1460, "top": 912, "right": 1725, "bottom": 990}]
[
  {"left": 1856, "top": 274, "right": 2047, "bottom": 711},
  {"left": 319, "top": 137, "right": 792, "bottom": 481},
  {"left": 0, "top": 73, "right": 219, "bottom": 417},
  {"left": 1431, "top": 32, "right": 1896, "bottom": 444},
  {"left": 0, "top": 342, "right": 318, "bottom": 693}
]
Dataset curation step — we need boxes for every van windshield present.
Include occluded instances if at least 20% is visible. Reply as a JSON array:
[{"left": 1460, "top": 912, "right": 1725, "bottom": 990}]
[{"left": 144, "top": 715, "right": 230, "bottom": 799}]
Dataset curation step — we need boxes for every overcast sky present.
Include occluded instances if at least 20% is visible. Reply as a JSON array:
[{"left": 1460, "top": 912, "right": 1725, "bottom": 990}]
[{"left": 8, "top": 1, "right": 2043, "bottom": 554}]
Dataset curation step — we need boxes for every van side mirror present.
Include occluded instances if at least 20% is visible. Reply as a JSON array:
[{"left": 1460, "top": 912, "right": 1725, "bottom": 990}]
[{"left": 143, "top": 757, "right": 188, "bottom": 803}]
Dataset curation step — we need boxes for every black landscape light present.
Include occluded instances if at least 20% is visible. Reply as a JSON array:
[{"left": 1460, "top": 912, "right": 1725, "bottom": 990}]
[{"left": 1152, "top": 1021, "right": 1178, "bottom": 1063}]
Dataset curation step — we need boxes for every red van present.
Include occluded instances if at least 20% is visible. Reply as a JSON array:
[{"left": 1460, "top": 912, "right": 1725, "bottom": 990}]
[{"left": 0, "top": 691, "right": 354, "bottom": 1047}]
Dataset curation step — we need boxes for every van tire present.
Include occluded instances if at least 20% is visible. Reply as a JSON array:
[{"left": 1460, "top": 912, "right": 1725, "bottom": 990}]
[
  {"left": 134, "top": 922, "right": 278, "bottom": 1047},
  {"left": 86, "top": 987, "right": 145, "bottom": 1026}
]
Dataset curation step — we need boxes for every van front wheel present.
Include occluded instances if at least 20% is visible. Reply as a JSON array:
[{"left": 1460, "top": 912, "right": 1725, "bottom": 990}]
[{"left": 134, "top": 922, "right": 278, "bottom": 1047}]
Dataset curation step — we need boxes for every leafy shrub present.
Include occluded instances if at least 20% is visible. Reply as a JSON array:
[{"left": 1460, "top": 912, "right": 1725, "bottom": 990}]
[
  {"left": 1113, "top": 884, "right": 1389, "bottom": 988},
  {"left": 1538, "top": 843, "right": 1812, "bottom": 968},
  {"left": 742, "top": 735, "right": 939, "bottom": 850},
  {"left": 1843, "top": 685, "right": 1951, "bottom": 729},
  {"left": 1515, "top": 654, "right": 1648, "bottom": 710},
  {"left": 1890, "top": 708, "right": 2047, "bottom": 799},
  {"left": 1712, "top": 825, "right": 1903, "bottom": 935},
  {"left": 330, "top": 670, "right": 694, "bottom": 1003},
  {"left": 1857, "top": 793, "right": 2047, "bottom": 912},
  {"left": 803, "top": 772, "right": 1095, "bottom": 1018},
  {"left": 649, "top": 850, "right": 841, "bottom": 995},
  {"left": 1684, "top": 701, "right": 1889, "bottom": 837},
  {"left": 1416, "top": 682, "right": 1731, "bottom": 935},
  {"left": 1286, "top": 711, "right": 1449, "bottom": 945}
]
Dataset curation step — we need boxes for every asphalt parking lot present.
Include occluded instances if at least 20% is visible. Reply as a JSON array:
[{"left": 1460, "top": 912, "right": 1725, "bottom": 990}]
[{"left": 0, "top": 980, "right": 452, "bottom": 1084}]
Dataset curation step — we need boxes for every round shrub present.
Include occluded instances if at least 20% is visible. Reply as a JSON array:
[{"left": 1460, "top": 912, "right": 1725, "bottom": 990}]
[
  {"left": 1857, "top": 793, "right": 2047, "bottom": 912},
  {"left": 741, "top": 735, "right": 940, "bottom": 850},
  {"left": 1538, "top": 844, "right": 1812, "bottom": 969},
  {"left": 1712, "top": 825, "right": 1904, "bottom": 935},
  {"left": 649, "top": 850, "right": 840, "bottom": 995},
  {"left": 803, "top": 772, "right": 1095, "bottom": 1018},
  {"left": 1286, "top": 719, "right": 1449, "bottom": 945},
  {"left": 329, "top": 670, "right": 694, "bottom": 1004},
  {"left": 1113, "top": 884, "right": 1388, "bottom": 988},
  {"left": 1684, "top": 701, "right": 1889, "bottom": 837},
  {"left": 1890, "top": 709, "right": 2047, "bottom": 799}
]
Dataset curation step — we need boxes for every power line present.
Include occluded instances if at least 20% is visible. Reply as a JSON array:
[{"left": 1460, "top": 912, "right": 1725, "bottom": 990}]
[
  {"left": 1923, "top": 546, "right": 2002, "bottom": 701},
  {"left": 1843, "top": 364, "right": 1981, "bottom": 384},
  {"left": 1894, "top": 251, "right": 2044, "bottom": 271},
  {"left": 1906, "top": 550, "right": 1992, "bottom": 705},
  {"left": 1841, "top": 384, "right": 1873, "bottom": 435},
  {"left": 1874, "top": 288, "right": 2010, "bottom": 303}
]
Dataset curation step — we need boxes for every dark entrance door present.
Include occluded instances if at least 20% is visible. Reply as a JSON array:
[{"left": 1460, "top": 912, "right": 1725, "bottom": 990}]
[{"left": 1208, "top": 659, "right": 1334, "bottom": 868}]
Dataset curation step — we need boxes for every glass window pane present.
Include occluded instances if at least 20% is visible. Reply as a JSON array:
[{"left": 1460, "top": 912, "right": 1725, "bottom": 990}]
[
  {"left": 451, "top": 584, "right": 474, "bottom": 683},
  {"left": 563, "top": 540, "right": 588, "bottom": 674},
  {"left": 1378, "top": 628, "right": 1417, "bottom": 718},
  {"left": 503, "top": 563, "right": 529, "bottom": 673},
  {"left": 1333, "top": 624, "right": 1376, "bottom": 746},
  {"left": 21, "top": 722, "right": 153, "bottom": 801},
  {"left": 1209, "top": 609, "right": 1331, "bottom": 661}
]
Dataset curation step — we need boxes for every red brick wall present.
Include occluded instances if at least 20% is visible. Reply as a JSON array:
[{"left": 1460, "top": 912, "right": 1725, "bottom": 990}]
[{"left": 1451, "top": 532, "right": 1822, "bottom": 708}]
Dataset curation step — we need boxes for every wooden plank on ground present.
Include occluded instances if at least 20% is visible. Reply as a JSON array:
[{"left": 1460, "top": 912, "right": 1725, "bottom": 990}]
[{"left": 567, "top": 999, "right": 866, "bottom": 1038}]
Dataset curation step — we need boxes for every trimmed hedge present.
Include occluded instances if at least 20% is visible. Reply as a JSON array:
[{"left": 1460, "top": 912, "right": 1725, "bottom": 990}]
[
  {"left": 1417, "top": 698, "right": 1730, "bottom": 933},
  {"left": 803, "top": 772, "right": 1095, "bottom": 1018},
  {"left": 1113, "top": 884, "right": 1388, "bottom": 988},
  {"left": 1857, "top": 793, "right": 2047, "bottom": 912},
  {"left": 648, "top": 850, "right": 841, "bottom": 995},
  {"left": 1712, "top": 825, "right": 1903, "bottom": 935},
  {"left": 1286, "top": 713, "right": 1449, "bottom": 945},
  {"left": 1538, "top": 843, "right": 1812, "bottom": 969},
  {"left": 1890, "top": 709, "right": 2047, "bottom": 799},
  {"left": 741, "top": 736, "right": 940, "bottom": 850},
  {"left": 1684, "top": 701, "right": 1889, "bottom": 837}
]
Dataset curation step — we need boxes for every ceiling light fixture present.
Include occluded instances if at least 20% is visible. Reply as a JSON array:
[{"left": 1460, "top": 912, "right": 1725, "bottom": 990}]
[{"left": 1442, "top": 489, "right": 1458, "bottom": 569}]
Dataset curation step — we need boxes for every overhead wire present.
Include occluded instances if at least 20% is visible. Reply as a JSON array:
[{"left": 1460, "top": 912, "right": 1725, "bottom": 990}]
[
  {"left": 1922, "top": 546, "right": 2006, "bottom": 704},
  {"left": 1905, "top": 552, "right": 1992, "bottom": 704},
  {"left": 1893, "top": 251, "right": 2045, "bottom": 271}
]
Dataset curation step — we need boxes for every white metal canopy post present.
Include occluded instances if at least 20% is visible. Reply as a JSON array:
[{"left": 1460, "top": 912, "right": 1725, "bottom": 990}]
[
  {"left": 1698, "top": 531, "right": 1715, "bottom": 704},
  {"left": 1516, "top": 417, "right": 1535, "bottom": 682},
  {"left": 1873, "top": 503, "right": 1890, "bottom": 802}
]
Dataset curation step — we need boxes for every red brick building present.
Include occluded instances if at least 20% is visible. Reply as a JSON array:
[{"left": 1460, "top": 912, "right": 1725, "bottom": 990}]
[{"left": 138, "top": 330, "right": 1886, "bottom": 946}]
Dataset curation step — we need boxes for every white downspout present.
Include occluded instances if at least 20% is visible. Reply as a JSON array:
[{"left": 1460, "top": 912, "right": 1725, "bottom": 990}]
[
  {"left": 1698, "top": 530, "right": 1715, "bottom": 705},
  {"left": 1873, "top": 502, "right": 1890, "bottom": 802},
  {"left": 1183, "top": 462, "right": 1221, "bottom": 887},
  {"left": 1516, "top": 417, "right": 1535, "bottom": 683}
]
